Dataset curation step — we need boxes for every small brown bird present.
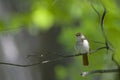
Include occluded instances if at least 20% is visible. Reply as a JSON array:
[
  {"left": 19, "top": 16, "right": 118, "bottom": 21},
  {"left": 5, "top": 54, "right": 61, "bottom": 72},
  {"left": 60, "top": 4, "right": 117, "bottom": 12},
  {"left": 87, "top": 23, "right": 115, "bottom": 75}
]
[{"left": 75, "top": 32, "right": 89, "bottom": 66}]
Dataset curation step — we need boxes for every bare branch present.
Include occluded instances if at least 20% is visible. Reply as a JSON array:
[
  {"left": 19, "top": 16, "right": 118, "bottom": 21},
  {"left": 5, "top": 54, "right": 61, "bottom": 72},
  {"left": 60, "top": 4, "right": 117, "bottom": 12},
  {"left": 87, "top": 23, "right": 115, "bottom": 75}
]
[
  {"left": 81, "top": 68, "right": 120, "bottom": 77},
  {"left": 40, "top": 46, "right": 108, "bottom": 64},
  {"left": 0, "top": 62, "right": 42, "bottom": 67},
  {"left": 91, "top": 3, "right": 114, "bottom": 54},
  {"left": 100, "top": 5, "right": 115, "bottom": 53},
  {"left": 90, "top": 46, "right": 107, "bottom": 53},
  {"left": 0, "top": 45, "right": 108, "bottom": 67},
  {"left": 88, "top": 39, "right": 105, "bottom": 44},
  {"left": 101, "top": 5, "right": 107, "bottom": 40},
  {"left": 91, "top": 3, "right": 100, "bottom": 20}
]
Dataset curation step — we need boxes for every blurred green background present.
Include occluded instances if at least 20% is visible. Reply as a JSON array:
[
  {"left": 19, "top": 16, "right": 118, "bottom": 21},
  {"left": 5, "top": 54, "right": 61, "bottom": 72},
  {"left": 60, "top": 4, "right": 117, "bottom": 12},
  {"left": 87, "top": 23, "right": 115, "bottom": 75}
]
[{"left": 0, "top": 0, "right": 120, "bottom": 80}]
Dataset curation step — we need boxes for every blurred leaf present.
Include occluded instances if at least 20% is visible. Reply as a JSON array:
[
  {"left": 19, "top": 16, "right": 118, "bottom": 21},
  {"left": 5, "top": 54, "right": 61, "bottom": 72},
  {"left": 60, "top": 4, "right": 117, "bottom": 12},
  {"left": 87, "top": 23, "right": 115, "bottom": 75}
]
[
  {"left": 0, "top": 21, "right": 5, "bottom": 31},
  {"left": 32, "top": 6, "right": 54, "bottom": 30},
  {"left": 55, "top": 65, "right": 67, "bottom": 80}
]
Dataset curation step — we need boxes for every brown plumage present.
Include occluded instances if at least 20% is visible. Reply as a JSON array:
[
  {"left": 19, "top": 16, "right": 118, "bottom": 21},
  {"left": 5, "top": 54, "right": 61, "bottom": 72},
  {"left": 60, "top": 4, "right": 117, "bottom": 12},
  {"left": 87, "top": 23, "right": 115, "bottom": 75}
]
[{"left": 83, "top": 54, "right": 89, "bottom": 66}]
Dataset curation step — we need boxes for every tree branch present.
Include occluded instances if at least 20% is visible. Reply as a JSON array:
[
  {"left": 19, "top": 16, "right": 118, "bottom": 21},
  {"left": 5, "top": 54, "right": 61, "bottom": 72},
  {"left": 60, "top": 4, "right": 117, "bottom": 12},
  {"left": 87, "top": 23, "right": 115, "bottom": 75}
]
[
  {"left": 41, "top": 46, "right": 108, "bottom": 64},
  {"left": 0, "top": 46, "right": 108, "bottom": 67},
  {"left": 91, "top": 3, "right": 114, "bottom": 53},
  {"left": 0, "top": 62, "right": 42, "bottom": 67},
  {"left": 81, "top": 68, "right": 120, "bottom": 77}
]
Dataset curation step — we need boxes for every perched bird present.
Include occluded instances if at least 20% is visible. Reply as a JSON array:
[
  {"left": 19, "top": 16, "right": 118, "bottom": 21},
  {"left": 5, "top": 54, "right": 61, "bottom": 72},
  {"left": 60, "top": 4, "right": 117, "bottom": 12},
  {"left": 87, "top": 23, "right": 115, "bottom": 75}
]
[{"left": 75, "top": 32, "right": 89, "bottom": 66}]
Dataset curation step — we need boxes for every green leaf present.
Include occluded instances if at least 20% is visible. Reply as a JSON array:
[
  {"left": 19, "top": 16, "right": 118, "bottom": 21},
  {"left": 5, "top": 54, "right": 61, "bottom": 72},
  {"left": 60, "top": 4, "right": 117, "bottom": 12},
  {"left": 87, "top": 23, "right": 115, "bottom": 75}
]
[{"left": 32, "top": 7, "right": 54, "bottom": 31}]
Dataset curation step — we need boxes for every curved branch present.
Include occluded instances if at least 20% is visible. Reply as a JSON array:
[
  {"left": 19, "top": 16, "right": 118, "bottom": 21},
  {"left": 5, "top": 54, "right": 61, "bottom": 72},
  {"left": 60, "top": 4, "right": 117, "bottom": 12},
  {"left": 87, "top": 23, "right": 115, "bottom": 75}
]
[
  {"left": 91, "top": 3, "right": 100, "bottom": 20},
  {"left": 100, "top": 5, "right": 114, "bottom": 53},
  {"left": 91, "top": 3, "right": 114, "bottom": 54}
]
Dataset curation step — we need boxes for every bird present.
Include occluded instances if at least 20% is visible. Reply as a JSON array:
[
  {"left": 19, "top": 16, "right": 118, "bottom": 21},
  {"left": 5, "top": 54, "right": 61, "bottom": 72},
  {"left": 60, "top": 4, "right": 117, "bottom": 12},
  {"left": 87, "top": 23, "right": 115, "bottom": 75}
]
[{"left": 75, "top": 32, "right": 90, "bottom": 66}]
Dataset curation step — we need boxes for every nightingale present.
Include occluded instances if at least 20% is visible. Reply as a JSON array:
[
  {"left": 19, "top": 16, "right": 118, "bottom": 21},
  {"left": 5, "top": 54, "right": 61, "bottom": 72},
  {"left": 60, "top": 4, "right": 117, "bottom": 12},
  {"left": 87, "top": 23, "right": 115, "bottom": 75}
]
[{"left": 75, "top": 32, "right": 89, "bottom": 66}]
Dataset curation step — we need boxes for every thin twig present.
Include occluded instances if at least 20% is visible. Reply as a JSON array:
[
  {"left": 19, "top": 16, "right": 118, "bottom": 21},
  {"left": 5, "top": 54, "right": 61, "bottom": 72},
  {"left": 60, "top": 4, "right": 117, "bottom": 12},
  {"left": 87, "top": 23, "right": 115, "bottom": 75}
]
[
  {"left": 81, "top": 68, "right": 120, "bottom": 77},
  {"left": 91, "top": 3, "right": 101, "bottom": 20},
  {"left": 0, "top": 46, "right": 108, "bottom": 67},
  {"left": 90, "top": 46, "right": 107, "bottom": 53},
  {"left": 91, "top": 3, "right": 114, "bottom": 54},
  {"left": 88, "top": 39, "right": 105, "bottom": 44},
  {"left": 41, "top": 46, "right": 108, "bottom": 64},
  {"left": 101, "top": 6, "right": 108, "bottom": 42},
  {"left": 100, "top": 5, "right": 114, "bottom": 53},
  {"left": 0, "top": 62, "right": 42, "bottom": 67}
]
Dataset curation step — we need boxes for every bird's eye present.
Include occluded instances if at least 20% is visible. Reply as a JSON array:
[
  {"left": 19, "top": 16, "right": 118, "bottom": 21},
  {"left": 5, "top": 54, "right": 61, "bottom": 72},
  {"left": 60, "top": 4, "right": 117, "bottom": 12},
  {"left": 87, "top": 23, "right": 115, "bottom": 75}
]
[{"left": 76, "top": 32, "right": 81, "bottom": 36}]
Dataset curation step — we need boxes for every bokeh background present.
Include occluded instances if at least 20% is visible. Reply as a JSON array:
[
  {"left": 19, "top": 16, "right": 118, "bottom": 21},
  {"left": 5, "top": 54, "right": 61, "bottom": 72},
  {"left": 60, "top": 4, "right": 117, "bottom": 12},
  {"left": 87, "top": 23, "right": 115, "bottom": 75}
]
[{"left": 0, "top": 0, "right": 120, "bottom": 80}]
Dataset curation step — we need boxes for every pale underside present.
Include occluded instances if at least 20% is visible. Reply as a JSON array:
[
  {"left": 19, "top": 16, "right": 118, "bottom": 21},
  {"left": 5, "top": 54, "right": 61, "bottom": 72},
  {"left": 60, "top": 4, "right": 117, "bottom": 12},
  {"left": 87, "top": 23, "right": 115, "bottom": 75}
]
[{"left": 75, "top": 39, "right": 89, "bottom": 54}]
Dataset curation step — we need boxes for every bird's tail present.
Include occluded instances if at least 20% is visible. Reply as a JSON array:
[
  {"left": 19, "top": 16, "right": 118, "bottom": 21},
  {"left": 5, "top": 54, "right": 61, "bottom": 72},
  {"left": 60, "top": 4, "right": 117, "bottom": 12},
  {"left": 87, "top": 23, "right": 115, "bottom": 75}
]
[{"left": 82, "top": 54, "right": 89, "bottom": 66}]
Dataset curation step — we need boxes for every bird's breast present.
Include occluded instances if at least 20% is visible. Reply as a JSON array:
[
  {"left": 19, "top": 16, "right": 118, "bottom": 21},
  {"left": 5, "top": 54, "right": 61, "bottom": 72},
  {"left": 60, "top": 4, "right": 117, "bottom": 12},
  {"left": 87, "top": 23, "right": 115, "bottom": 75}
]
[{"left": 75, "top": 40, "right": 89, "bottom": 54}]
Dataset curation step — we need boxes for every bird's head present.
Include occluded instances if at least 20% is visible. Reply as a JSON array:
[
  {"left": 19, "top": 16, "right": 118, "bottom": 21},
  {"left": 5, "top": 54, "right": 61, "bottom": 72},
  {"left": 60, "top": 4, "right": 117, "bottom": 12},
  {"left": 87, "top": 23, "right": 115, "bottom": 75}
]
[{"left": 76, "top": 32, "right": 85, "bottom": 41}]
